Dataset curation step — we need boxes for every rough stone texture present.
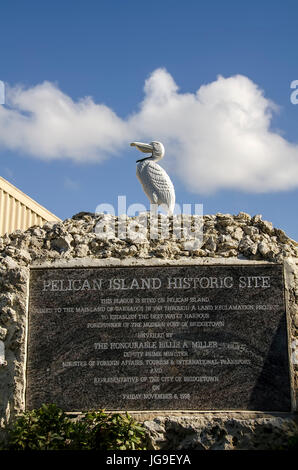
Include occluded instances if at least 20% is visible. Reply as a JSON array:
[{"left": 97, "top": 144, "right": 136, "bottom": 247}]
[
  {"left": 0, "top": 211, "right": 297, "bottom": 448},
  {"left": 143, "top": 414, "right": 298, "bottom": 450}
]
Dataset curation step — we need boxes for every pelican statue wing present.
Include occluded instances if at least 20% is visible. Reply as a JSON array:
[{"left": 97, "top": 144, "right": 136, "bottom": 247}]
[{"left": 136, "top": 160, "right": 175, "bottom": 213}]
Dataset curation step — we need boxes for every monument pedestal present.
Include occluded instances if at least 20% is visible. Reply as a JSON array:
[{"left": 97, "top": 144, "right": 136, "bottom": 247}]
[{"left": 0, "top": 213, "right": 297, "bottom": 449}]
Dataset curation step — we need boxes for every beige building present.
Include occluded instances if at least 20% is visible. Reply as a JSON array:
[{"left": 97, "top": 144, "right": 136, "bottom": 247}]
[{"left": 0, "top": 176, "right": 61, "bottom": 236}]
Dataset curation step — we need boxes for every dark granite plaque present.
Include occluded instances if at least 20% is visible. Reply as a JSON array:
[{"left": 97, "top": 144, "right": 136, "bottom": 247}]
[{"left": 26, "top": 264, "right": 292, "bottom": 411}]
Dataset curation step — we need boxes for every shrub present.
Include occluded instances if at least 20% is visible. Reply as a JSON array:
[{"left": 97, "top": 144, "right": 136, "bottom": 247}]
[{"left": 1, "top": 404, "right": 147, "bottom": 450}]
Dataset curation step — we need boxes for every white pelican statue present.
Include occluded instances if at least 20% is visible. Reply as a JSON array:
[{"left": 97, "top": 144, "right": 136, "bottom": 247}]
[{"left": 130, "top": 141, "right": 175, "bottom": 214}]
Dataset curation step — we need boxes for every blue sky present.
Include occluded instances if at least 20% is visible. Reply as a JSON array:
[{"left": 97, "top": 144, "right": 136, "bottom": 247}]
[{"left": 0, "top": 0, "right": 298, "bottom": 240}]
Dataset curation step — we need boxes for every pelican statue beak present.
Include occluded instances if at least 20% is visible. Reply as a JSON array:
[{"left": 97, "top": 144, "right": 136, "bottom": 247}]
[{"left": 130, "top": 142, "right": 153, "bottom": 162}]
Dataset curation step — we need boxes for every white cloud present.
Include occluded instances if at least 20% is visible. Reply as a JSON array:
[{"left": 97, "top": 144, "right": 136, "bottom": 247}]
[
  {"left": 1, "top": 69, "right": 298, "bottom": 193},
  {"left": 0, "top": 82, "right": 127, "bottom": 161}
]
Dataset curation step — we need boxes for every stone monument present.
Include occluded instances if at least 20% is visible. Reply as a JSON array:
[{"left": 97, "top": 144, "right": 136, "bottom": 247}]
[{"left": 0, "top": 211, "right": 297, "bottom": 449}]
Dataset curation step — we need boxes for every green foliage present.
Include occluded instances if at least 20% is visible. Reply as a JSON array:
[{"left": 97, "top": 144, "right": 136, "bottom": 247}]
[
  {"left": 280, "top": 431, "right": 298, "bottom": 450},
  {"left": 1, "top": 404, "right": 147, "bottom": 450},
  {"left": 77, "top": 410, "right": 147, "bottom": 450}
]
